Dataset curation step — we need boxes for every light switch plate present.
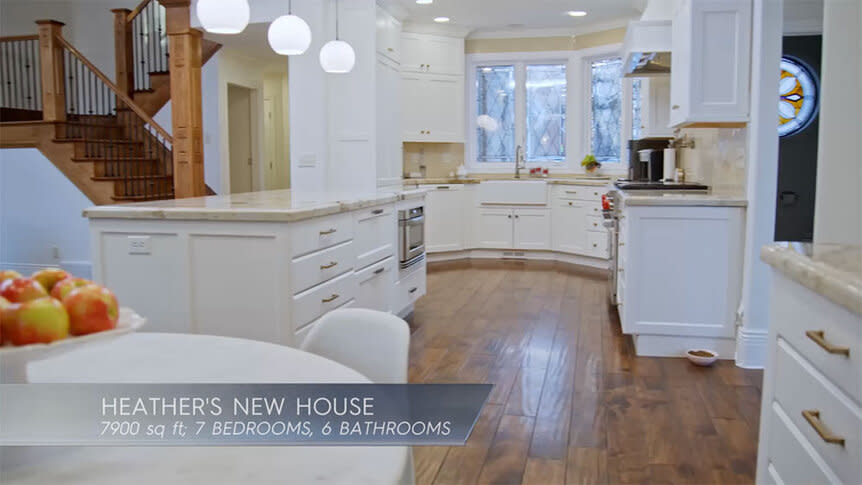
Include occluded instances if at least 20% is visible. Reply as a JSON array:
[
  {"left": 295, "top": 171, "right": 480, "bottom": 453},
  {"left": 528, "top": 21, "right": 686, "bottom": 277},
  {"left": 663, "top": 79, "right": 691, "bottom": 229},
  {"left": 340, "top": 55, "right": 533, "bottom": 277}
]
[{"left": 128, "top": 236, "right": 151, "bottom": 255}]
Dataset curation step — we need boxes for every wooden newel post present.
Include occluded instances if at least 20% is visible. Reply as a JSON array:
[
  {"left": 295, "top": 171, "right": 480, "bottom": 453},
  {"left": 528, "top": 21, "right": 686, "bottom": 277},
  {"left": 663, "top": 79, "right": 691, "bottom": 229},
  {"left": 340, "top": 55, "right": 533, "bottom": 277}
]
[
  {"left": 36, "top": 20, "right": 66, "bottom": 122},
  {"left": 160, "top": 0, "right": 205, "bottom": 199},
  {"left": 112, "top": 9, "right": 134, "bottom": 96}
]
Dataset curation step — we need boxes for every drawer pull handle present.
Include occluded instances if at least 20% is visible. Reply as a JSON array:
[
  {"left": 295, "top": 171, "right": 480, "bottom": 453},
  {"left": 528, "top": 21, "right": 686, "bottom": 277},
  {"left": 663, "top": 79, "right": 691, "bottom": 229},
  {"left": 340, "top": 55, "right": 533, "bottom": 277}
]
[
  {"left": 374, "top": 267, "right": 385, "bottom": 275},
  {"left": 592, "top": 243, "right": 597, "bottom": 247},
  {"left": 322, "top": 294, "right": 339, "bottom": 303},
  {"left": 802, "top": 409, "right": 845, "bottom": 446},
  {"left": 372, "top": 209, "right": 384, "bottom": 215},
  {"left": 565, "top": 190, "right": 577, "bottom": 194},
  {"left": 806, "top": 330, "right": 850, "bottom": 356},
  {"left": 320, "top": 261, "right": 338, "bottom": 270},
  {"left": 593, "top": 208, "right": 598, "bottom": 212},
  {"left": 320, "top": 228, "right": 337, "bottom": 235},
  {"left": 568, "top": 201, "right": 573, "bottom": 206},
  {"left": 437, "top": 186, "right": 450, "bottom": 189},
  {"left": 409, "top": 287, "right": 418, "bottom": 294},
  {"left": 593, "top": 223, "right": 598, "bottom": 227}
]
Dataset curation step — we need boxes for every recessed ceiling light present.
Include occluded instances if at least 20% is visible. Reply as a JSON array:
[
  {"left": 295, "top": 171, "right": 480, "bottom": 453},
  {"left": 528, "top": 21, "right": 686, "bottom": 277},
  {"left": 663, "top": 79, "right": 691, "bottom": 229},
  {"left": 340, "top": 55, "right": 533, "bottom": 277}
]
[
  {"left": 434, "top": 16, "right": 450, "bottom": 23},
  {"left": 416, "top": 0, "right": 432, "bottom": 4},
  {"left": 566, "top": 10, "right": 588, "bottom": 17}
]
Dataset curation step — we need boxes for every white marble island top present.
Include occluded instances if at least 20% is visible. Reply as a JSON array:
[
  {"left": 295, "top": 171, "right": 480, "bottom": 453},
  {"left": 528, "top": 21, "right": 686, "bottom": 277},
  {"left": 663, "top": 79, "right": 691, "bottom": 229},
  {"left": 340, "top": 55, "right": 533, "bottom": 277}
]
[
  {"left": 83, "top": 188, "right": 428, "bottom": 223},
  {"left": 619, "top": 190, "right": 748, "bottom": 207},
  {"left": 762, "top": 242, "right": 862, "bottom": 316}
]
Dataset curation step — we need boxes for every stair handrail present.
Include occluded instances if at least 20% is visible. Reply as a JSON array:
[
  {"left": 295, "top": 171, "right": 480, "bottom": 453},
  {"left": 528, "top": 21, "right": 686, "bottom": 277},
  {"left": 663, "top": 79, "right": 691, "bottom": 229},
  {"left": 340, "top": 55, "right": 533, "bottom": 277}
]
[
  {"left": 127, "top": 0, "right": 154, "bottom": 22},
  {"left": 54, "top": 33, "right": 172, "bottom": 144},
  {"left": 0, "top": 34, "right": 39, "bottom": 42}
]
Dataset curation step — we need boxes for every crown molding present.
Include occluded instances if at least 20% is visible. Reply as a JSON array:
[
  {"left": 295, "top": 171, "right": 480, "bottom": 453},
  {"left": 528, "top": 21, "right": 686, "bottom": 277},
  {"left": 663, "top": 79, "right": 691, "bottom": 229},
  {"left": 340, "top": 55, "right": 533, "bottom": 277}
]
[
  {"left": 465, "top": 16, "right": 636, "bottom": 40},
  {"left": 402, "top": 21, "right": 471, "bottom": 38},
  {"left": 376, "top": 0, "right": 409, "bottom": 22}
]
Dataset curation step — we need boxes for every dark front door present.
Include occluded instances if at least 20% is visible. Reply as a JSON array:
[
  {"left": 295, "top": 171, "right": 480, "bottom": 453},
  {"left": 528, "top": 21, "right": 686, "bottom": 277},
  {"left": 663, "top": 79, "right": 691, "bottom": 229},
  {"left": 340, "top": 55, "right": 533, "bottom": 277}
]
[{"left": 774, "top": 35, "right": 822, "bottom": 242}]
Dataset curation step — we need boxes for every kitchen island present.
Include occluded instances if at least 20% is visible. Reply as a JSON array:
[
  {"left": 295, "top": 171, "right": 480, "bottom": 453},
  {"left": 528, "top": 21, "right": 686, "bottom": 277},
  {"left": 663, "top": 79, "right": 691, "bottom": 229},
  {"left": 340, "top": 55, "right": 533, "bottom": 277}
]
[{"left": 83, "top": 189, "right": 427, "bottom": 347}]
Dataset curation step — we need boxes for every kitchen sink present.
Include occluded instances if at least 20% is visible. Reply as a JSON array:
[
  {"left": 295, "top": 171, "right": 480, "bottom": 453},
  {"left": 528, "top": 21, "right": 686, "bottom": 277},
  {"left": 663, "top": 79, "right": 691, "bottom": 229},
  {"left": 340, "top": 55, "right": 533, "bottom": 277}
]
[{"left": 478, "top": 180, "right": 548, "bottom": 205}]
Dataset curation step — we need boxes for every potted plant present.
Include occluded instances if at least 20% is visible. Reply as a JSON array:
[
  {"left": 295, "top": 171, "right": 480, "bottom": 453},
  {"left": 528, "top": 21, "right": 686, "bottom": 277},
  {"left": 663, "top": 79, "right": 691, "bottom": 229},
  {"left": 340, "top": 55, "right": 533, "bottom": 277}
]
[{"left": 581, "top": 154, "right": 601, "bottom": 174}]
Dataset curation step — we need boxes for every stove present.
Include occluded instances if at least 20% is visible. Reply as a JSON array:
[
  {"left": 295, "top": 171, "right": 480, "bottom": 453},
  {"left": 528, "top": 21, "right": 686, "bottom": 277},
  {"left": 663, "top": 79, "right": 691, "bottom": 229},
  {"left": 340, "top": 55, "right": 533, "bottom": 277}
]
[{"left": 613, "top": 180, "right": 709, "bottom": 191}]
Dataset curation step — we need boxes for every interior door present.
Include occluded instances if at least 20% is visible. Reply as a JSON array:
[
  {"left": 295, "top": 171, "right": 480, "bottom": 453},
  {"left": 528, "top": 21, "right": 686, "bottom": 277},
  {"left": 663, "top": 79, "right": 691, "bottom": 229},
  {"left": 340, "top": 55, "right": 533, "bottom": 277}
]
[{"left": 228, "top": 85, "right": 253, "bottom": 194}]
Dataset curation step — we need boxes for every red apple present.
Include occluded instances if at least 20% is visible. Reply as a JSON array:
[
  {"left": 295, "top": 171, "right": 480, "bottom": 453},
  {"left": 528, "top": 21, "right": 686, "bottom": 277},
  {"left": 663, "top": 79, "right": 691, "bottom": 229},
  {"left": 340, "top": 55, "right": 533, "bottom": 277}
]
[
  {"left": 51, "top": 277, "right": 91, "bottom": 301},
  {"left": 0, "top": 296, "right": 9, "bottom": 343},
  {"left": 63, "top": 285, "right": 119, "bottom": 335},
  {"left": 0, "top": 278, "right": 48, "bottom": 303},
  {"left": 0, "top": 270, "right": 22, "bottom": 283},
  {"left": 31, "top": 268, "right": 70, "bottom": 293},
  {"left": 1, "top": 297, "right": 69, "bottom": 345}
]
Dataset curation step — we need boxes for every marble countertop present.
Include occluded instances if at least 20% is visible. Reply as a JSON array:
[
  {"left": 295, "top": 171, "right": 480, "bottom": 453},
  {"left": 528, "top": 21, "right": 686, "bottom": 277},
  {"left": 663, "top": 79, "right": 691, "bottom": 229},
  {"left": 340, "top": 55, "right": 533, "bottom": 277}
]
[
  {"left": 83, "top": 188, "right": 427, "bottom": 223},
  {"left": 402, "top": 177, "right": 612, "bottom": 187},
  {"left": 619, "top": 190, "right": 748, "bottom": 207},
  {"left": 762, "top": 243, "right": 862, "bottom": 316}
]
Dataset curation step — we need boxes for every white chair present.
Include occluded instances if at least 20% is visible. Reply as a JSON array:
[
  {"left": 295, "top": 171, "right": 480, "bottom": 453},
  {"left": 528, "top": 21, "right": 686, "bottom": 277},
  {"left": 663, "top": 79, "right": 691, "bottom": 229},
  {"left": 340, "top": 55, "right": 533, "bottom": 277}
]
[
  {"left": 300, "top": 308, "right": 410, "bottom": 383},
  {"left": 301, "top": 308, "right": 415, "bottom": 484}
]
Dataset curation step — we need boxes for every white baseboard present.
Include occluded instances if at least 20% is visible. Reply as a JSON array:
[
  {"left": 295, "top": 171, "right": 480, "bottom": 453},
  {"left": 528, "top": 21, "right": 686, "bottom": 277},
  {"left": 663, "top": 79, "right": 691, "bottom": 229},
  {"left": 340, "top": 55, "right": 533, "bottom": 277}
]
[
  {"left": 632, "top": 334, "right": 737, "bottom": 359},
  {"left": 734, "top": 327, "right": 768, "bottom": 369},
  {"left": 427, "top": 249, "right": 609, "bottom": 270},
  {"left": 0, "top": 260, "right": 92, "bottom": 280}
]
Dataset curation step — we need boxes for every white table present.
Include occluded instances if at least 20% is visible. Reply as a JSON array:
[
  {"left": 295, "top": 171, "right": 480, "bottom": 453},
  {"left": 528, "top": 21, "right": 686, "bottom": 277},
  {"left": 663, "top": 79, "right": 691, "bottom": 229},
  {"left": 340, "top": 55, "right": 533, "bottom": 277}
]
[{"left": 0, "top": 333, "right": 408, "bottom": 485}]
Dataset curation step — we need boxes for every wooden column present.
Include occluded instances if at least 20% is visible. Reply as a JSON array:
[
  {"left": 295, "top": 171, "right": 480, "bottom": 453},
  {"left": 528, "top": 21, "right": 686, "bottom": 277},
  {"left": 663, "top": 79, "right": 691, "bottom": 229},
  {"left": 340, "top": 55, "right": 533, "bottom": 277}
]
[
  {"left": 161, "top": 0, "right": 205, "bottom": 198},
  {"left": 112, "top": 9, "right": 134, "bottom": 96},
  {"left": 35, "top": 20, "right": 66, "bottom": 122}
]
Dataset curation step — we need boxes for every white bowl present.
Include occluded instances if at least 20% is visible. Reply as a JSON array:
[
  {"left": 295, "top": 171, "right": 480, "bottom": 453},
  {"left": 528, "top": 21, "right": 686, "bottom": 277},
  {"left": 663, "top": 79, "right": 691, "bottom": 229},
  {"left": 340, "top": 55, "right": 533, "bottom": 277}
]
[
  {"left": 686, "top": 349, "right": 718, "bottom": 366},
  {"left": 0, "top": 307, "right": 146, "bottom": 383}
]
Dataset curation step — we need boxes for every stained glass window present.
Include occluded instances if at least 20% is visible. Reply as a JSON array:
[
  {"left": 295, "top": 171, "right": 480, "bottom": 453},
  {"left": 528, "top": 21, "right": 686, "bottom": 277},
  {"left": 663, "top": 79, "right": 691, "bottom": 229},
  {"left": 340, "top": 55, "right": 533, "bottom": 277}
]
[
  {"left": 476, "top": 65, "right": 515, "bottom": 162},
  {"left": 526, "top": 64, "right": 567, "bottom": 162},
  {"left": 778, "top": 56, "right": 819, "bottom": 137},
  {"left": 631, "top": 78, "right": 642, "bottom": 140},
  {"left": 590, "top": 57, "right": 623, "bottom": 163}
]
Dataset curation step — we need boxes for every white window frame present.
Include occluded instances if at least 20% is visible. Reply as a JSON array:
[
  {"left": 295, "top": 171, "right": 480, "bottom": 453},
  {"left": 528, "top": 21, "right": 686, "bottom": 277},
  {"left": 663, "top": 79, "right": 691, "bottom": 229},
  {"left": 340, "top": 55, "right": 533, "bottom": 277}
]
[{"left": 466, "top": 51, "right": 572, "bottom": 173}]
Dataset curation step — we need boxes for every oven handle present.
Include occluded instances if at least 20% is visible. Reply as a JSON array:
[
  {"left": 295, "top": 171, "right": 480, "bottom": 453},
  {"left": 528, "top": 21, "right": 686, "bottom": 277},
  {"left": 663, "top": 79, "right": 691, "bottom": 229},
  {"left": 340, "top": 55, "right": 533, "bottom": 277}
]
[{"left": 402, "top": 215, "right": 424, "bottom": 225}]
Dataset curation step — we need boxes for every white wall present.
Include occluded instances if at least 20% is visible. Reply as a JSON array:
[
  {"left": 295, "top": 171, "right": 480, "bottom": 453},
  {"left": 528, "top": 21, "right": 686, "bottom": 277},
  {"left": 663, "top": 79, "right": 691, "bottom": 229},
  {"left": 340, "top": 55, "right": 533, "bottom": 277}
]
[
  {"left": 0, "top": 149, "right": 93, "bottom": 278},
  {"left": 813, "top": 0, "right": 862, "bottom": 246}
]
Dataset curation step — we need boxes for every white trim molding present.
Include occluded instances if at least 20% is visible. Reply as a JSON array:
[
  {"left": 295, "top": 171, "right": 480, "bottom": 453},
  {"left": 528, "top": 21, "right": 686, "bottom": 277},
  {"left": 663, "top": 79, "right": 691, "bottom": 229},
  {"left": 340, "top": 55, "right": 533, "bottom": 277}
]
[{"left": 734, "top": 327, "right": 768, "bottom": 369}]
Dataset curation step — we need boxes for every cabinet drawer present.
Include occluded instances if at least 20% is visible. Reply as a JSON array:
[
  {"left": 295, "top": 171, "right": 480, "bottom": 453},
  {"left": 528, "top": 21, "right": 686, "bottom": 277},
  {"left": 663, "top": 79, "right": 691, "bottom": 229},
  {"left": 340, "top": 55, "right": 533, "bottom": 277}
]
[
  {"left": 289, "top": 213, "right": 353, "bottom": 258},
  {"left": 773, "top": 338, "right": 862, "bottom": 484},
  {"left": 395, "top": 263, "right": 426, "bottom": 313},
  {"left": 553, "top": 186, "right": 604, "bottom": 202},
  {"left": 355, "top": 257, "right": 395, "bottom": 312},
  {"left": 295, "top": 299, "right": 355, "bottom": 346},
  {"left": 292, "top": 271, "right": 357, "bottom": 331},
  {"left": 290, "top": 241, "right": 355, "bottom": 294},
  {"left": 353, "top": 205, "right": 396, "bottom": 270},
  {"left": 772, "top": 275, "right": 861, "bottom": 403},
  {"left": 767, "top": 401, "right": 836, "bottom": 485}
]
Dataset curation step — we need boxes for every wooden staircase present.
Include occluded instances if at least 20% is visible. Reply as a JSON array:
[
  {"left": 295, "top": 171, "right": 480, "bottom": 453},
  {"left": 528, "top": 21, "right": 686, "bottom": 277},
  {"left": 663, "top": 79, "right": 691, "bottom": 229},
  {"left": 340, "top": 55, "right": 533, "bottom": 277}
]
[{"left": 1, "top": 0, "right": 219, "bottom": 203}]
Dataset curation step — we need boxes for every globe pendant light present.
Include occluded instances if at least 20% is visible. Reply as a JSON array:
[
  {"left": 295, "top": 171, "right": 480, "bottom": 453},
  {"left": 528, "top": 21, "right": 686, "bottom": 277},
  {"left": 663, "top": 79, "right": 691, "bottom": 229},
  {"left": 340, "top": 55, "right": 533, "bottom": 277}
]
[
  {"left": 197, "top": 0, "right": 250, "bottom": 34},
  {"left": 268, "top": 0, "right": 312, "bottom": 56},
  {"left": 319, "top": 0, "right": 355, "bottom": 73}
]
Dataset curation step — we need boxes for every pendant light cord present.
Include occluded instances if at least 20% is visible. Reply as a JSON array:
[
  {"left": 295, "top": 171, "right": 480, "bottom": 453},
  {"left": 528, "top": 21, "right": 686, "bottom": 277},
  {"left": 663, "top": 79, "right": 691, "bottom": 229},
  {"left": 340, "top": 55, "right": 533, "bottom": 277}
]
[
  {"left": 288, "top": 0, "right": 292, "bottom": 15},
  {"left": 335, "top": 0, "right": 340, "bottom": 40}
]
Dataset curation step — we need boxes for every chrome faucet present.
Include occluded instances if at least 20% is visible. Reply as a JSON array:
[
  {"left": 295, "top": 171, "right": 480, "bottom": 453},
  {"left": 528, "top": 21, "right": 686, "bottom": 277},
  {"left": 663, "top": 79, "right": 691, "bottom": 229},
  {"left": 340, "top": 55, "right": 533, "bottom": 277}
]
[{"left": 514, "top": 145, "right": 525, "bottom": 178}]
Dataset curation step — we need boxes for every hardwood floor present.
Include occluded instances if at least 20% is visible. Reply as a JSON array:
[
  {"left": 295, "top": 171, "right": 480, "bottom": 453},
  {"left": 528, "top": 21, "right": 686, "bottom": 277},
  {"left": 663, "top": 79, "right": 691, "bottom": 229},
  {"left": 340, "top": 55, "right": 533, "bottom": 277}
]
[{"left": 407, "top": 261, "right": 763, "bottom": 485}]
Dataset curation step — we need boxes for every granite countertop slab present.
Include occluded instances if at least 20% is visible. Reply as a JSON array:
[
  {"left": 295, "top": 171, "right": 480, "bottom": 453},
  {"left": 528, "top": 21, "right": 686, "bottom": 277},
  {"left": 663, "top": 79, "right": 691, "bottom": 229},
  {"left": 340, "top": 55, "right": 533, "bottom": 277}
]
[
  {"left": 402, "top": 178, "right": 481, "bottom": 185},
  {"left": 619, "top": 190, "right": 748, "bottom": 207},
  {"left": 83, "top": 188, "right": 428, "bottom": 223},
  {"left": 402, "top": 177, "right": 611, "bottom": 187},
  {"left": 761, "top": 243, "right": 862, "bottom": 316}
]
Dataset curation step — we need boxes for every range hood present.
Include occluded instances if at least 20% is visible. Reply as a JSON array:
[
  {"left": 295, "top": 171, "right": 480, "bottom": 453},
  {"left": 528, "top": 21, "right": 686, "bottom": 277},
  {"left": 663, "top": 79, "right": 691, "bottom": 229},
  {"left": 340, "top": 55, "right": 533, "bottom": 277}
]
[{"left": 622, "top": 19, "right": 672, "bottom": 78}]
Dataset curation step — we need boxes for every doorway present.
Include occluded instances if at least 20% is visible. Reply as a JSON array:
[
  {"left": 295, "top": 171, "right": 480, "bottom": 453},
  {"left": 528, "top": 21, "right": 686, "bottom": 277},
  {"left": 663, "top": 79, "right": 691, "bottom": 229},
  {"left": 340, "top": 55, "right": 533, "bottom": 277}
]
[{"left": 228, "top": 84, "right": 254, "bottom": 194}]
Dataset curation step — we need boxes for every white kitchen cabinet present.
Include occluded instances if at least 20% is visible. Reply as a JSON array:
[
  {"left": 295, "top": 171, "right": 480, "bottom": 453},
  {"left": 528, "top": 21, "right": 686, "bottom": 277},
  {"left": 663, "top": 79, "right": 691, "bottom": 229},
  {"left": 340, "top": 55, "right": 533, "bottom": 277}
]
[
  {"left": 376, "top": 55, "right": 402, "bottom": 186},
  {"left": 425, "top": 185, "right": 465, "bottom": 252},
  {"left": 401, "top": 73, "right": 464, "bottom": 142},
  {"left": 375, "top": 7, "right": 401, "bottom": 64},
  {"left": 636, "top": 77, "right": 674, "bottom": 138},
  {"left": 513, "top": 208, "right": 550, "bottom": 250},
  {"left": 670, "top": 0, "right": 752, "bottom": 127},
  {"left": 400, "top": 33, "right": 464, "bottom": 75},
  {"left": 477, "top": 208, "right": 515, "bottom": 249},
  {"left": 355, "top": 256, "right": 395, "bottom": 312},
  {"left": 552, "top": 200, "right": 589, "bottom": 254}
]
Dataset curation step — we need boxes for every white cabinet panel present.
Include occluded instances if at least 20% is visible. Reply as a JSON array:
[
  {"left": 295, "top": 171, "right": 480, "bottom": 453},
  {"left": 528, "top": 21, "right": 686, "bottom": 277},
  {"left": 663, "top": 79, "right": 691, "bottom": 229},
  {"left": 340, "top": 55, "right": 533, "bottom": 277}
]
[
  {"left": 394, "top": 262, "right": 426, "bottom": 314},
  {"left": 587, "top": 230, "right": 609, "bottom": 259},
  {"left": 376, "top": 55, "right": 402, "bottom": 186},
  {"left": 353, "top": 206, "right": 396, "bottom": 270},
  {"left": 375, "top": 7, "right": 401, "bottom": 64},
  {"left": 638, "top": 77, "right": 674, "bottom": 138},
  {"left": 477, "top": 208, "right": 513, "bottom": 248},
  {"left": 513, "top": 208, "right": 550, "bottom": 250},
  {"left": 426, "top": 186, "right": 464, "bottom": 252},
  {"left": 401, "top": 33, "right": 464, "bottom": 75},
  {"left": 670, "top": 0, "right": 752, "bottom": 126},
  {"left": 292, "top": 271, "right": 358, "bottom": 331},
  {"left": 290, "top": 241, "right": 355, "bottom": 294},
  {"left": 552, "top": 201, "right": 588, "bottom": 254},
  {"left": 402, "top": 73, "right": 464, "bottom": 142}
]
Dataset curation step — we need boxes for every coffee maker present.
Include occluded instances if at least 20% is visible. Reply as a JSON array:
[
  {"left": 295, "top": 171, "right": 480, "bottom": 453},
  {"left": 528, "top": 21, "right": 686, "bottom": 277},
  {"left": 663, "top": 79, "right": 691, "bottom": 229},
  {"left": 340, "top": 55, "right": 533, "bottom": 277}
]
[{"left": 627, "top": 138, "right": 671, "bottom": 181}]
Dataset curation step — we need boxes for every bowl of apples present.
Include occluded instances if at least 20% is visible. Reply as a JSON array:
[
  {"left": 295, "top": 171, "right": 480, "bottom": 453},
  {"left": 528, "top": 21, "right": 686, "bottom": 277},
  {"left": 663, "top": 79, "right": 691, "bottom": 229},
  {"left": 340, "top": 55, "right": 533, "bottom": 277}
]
[{"left": 0, "top": 269, "right": 146, "bottom": 383}]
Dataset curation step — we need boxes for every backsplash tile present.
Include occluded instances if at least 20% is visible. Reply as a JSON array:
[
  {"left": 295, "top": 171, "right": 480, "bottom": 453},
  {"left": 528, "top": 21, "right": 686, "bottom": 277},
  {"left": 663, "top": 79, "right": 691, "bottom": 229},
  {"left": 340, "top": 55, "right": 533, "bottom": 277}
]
[
  {"left": 676, "top": 127, "right": 747, "bottom": 195},
  {"left": 402, "top": 143, "right": 465, "bottom": 178}
]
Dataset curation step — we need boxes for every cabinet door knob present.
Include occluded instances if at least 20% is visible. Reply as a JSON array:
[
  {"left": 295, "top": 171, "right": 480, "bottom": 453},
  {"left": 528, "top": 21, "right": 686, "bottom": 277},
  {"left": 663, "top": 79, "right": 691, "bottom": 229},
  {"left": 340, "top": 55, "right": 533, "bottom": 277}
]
[
  {"left": 387, "top": 47, "right": 394, "bottom": 52},
  {"left": 507, "top": 214, "right": 512, "bottom": 219},
  {"left": 592, "top": 243, "right": 597, "bottom": 247},
  {"left": 593, "top": 222, "right": 598, "bottom": 227},
  {"left": 568, "top": 201, "right": 573, "bottom": 206},
  {"left": 672, "top": 104, "right": 680, "bottom": 110}
]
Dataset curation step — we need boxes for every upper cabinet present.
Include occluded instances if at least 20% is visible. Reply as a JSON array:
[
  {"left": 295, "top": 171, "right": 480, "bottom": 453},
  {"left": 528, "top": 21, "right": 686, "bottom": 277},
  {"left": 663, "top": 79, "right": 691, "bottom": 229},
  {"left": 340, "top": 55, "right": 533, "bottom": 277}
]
[
  {"left": 401, "top": 33, "right": 464, "bottom": 75},
  {"left": 637, "top": 77, "right": 675, "bottom": 138},
  {"left": 670, "top": 0, "right": 752, "bottom": 127},
  {"left": 376, "top": 7, "right": 401, "bottom": 64},
  {"left": 400, "top": 32, "right": 465, "bottom": 143}
]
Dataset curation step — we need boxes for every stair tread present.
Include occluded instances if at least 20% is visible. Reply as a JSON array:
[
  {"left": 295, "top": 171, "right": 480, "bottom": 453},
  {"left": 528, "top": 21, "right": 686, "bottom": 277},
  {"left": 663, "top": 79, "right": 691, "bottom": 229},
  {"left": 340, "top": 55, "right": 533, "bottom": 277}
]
[
  {"left": 93, "top": 174, "right": 172, "bottom": 181},
  {"left": 72, "top": 157, "right": 159, "bottom": 162},
  {"left": 53, "top": 138, "right": 143, "bottom": 144}
]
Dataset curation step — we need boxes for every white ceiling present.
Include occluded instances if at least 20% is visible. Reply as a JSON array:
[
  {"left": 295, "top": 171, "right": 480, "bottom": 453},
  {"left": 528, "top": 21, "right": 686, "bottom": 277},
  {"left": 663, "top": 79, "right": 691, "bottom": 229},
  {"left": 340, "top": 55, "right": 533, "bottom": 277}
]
[{"left": 392, "top": 0, "right": 644, "bottom": 37}]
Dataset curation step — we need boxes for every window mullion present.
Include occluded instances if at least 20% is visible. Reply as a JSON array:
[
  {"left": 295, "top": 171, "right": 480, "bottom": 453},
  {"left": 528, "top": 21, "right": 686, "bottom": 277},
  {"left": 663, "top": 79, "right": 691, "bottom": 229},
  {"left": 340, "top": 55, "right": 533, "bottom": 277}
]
[{"left": 515, "top": 62, "right": 526, "bottom": 159}]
